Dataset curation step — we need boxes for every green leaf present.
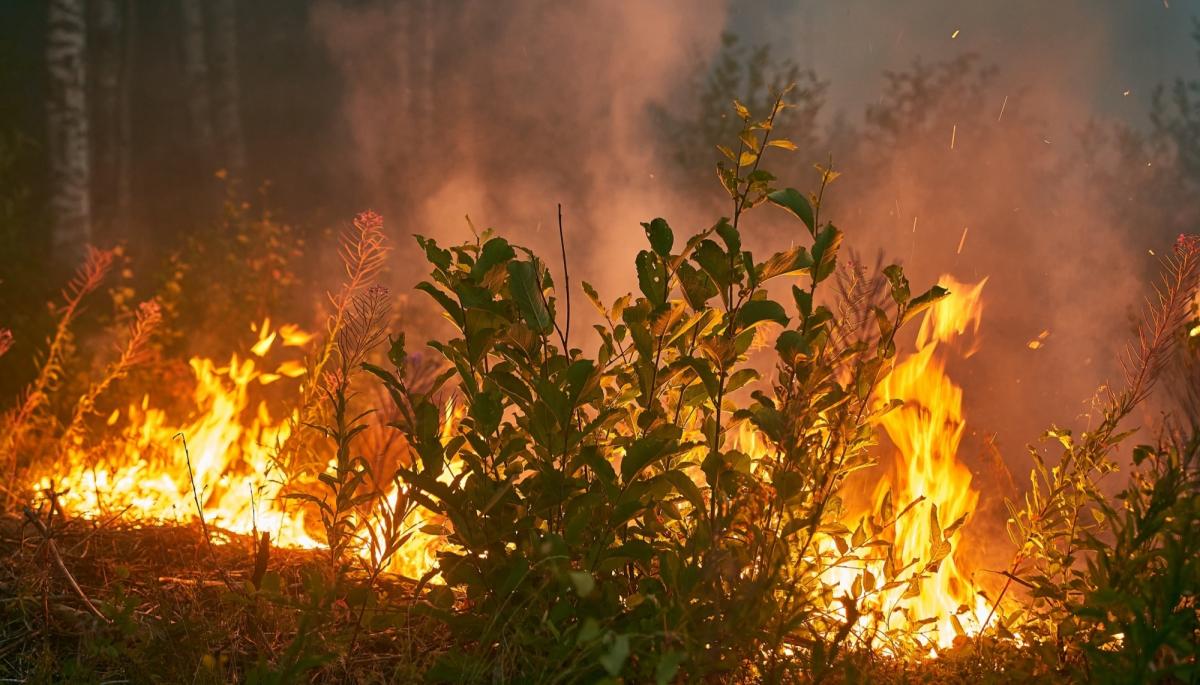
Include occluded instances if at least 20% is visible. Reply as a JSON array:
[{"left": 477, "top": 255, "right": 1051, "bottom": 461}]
[
  {"left": 1132, "top": 444, "right": 1155, "bottom": 466},
  {"left": 621, "top": 430, "right": 680, "bottom": 482},
  {"left": 662, "top": 470, "right": 705, "bottom": 511},
  {"left": 677, "top": 262, "right": 718, "bottom": 310},
  {"left": 693, "top": 239, "right": 732, "bottom": 292},
  {"left": 736, "top": 299, "right": 789, "bottom": 329},
  {"left": 636, "top": 250, "right": 668, "bottom": 306},
  {"left": 882, "top": 265, "right": 910, "bottom": 305},
  {"left": 471, "top": 237, "right": 515, "bottom": 280},
  {"left": 810, "top": 224, "right": 842, "bottom": 284},
  {"left": 599, "top": 634, "right": 630, "bottom": 676},
  {"left": 642, "top": 218, "right": 674, "bottom": 256},
  {"left": 757, "top": 245, "right": 813, "bottom": 282},
  {"left": 682, "top": 357, "right": 720, "bottom": 401},
  {"left": 775, "top": 330, "right": 810, "bottom": 364},
  {"left": 714, "top": 218, "right": 741, "bottom": 254},
  {"left": 416, "top": 282, "right": 464, "bottom": 327},
  {"left": 767, "top": 188, "right": 815, "bottom": 234},
  {"left": 469, "top": 389, "right": 502, "bottom": 435},
  {"left": 901, "top": 285, "right": 950, "bottom": 325},
  {"left": 568, "top": 570, "right": 595, "bottom": 597},
  {"left": 792, "top": 286, "right": 813, "bottom": 320},
  {"left": 655, "top": 650, "right": 686, "bottom": 685},
  {"left": 386, "top": 333, "right": 406, "bottom": 371},
  {"left": 578, "top": 618, "right": 602, "bottom": 645},
  {"left": 507, "top": 260, "right": 553, "bottom": 333},
  {"left": 415, "top": 235, "right": 452, "bottom": 270}
]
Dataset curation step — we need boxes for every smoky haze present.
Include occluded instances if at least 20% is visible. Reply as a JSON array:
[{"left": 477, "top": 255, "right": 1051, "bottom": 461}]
[{"left": 307, "top": 0, "right": 1197, "bottom": 485}]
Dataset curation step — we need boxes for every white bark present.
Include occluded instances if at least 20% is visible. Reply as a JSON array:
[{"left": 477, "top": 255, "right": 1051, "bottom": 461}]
[{"left": 46, "top": 0, "right": 91, "bottom": 260}]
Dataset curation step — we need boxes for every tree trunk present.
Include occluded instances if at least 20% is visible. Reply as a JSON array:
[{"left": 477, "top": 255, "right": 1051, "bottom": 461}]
[
  {"left": 417, "top": 0, "right": 436, "bottom": 147},
  {"left": 90, "top": 0, "right": 131, "bottom": 242},
  {"left": 208, "top": 0, "right": 245, "bottom": 180},
  {"left": 394, "top": 1, "right": 413, "bottom": 142},
  {"left": 180, "top": 0, "right": 214, "bottom": 158},
  {"left": 115, "top": 2, "right": 134, "bottom": 237},
  {"left": 46, "top": 0, "right": 91, "bottom": 263}
]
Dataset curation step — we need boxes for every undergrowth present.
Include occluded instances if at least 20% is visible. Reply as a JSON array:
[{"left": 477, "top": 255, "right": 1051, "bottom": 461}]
[{"left": 0, "top": 95, "right": 1197, "bottom": 684}]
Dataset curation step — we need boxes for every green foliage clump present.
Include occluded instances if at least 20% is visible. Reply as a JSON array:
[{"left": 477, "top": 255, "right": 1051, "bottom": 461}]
[
  {"left": 368, "top": 94, "right": 951, "bottom": 682},
  {"left": 984, "top": 236, "right": 1200, "bottom": 683}
]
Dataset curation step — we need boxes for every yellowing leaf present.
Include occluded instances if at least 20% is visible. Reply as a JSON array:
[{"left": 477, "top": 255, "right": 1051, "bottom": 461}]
[{"left": 733, "top": 99, "right": 751, "bottom": 120}]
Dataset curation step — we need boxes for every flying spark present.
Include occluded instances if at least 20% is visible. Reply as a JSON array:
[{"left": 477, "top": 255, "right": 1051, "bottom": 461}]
[
  {"left": 957, "top": 227, "right": 969, "bottom": 254},
  {"left": 950, "top": 124, "right": 957, "bottom": 149},
  {"left": 998, "top": 95, "right": 1008, "bottom": 121},
  {"left": 951, "top": 29, "right": 960, "bottom": 38}
]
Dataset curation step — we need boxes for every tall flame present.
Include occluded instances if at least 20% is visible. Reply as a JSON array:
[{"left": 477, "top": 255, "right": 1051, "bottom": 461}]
[
  {"left": 872, "top": 274, "right": 989, "bottom": 648},
  {"left": 810, "top": 275, "right": 991, "bottom": 652}
]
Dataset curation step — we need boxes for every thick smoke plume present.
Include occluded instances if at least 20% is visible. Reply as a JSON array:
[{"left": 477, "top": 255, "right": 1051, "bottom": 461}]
[{"left": 309, "top": 1, "right": 1191, "bottom": 490}]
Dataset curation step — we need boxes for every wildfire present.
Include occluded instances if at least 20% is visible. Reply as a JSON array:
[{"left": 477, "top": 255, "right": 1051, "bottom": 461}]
[
  {"left": 874, "top": 275, "right": 989, "bottom": 647},
  {"left": 31, "top": 278, "right": 995, "bottom": 648},
  {"left": 32, "top": 319, "right": 441, "bottom": 579},
  {"left": 820, "top": 275, "right": 991, "bottom": 652}
]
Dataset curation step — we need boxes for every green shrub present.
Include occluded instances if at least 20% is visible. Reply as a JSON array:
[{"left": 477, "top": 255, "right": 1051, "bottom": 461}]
[
  {"left": 367, "top": 94, "right": 952, "bottom": 683},
  {"left": 989, "top": 235, "right": 1200, "bottom": 682}
]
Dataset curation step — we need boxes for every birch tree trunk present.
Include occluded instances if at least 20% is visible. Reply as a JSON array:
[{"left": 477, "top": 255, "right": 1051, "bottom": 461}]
[
  {"left": 180, "top": 0, "right": 214, "bottom": 159},
  {"left": 208, "top": 0, "right": 245, "bottom": 180},
  {"left": 46, "top": 0, "right": 91, "bottom": 262}
]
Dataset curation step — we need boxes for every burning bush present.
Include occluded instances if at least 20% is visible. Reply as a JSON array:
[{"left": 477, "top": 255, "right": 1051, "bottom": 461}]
[{"left": 1, "top": 95, "right": 1198, "bottom": 684}]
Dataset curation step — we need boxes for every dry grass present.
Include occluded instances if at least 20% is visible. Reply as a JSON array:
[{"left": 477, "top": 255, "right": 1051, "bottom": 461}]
[{"left": 0, "top": 514, "right": 448, "bottom": 683}]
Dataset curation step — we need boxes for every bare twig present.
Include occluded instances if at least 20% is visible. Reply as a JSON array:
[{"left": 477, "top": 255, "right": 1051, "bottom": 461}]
[
  {"left": 22, "top": 506, "right": 110, "bottom": 623},
  {"left": 176, "top": 432, "right": 238, "bottom": 593},
  {"left": 557, "top": 204, "right": 571, "bottom": 352}
]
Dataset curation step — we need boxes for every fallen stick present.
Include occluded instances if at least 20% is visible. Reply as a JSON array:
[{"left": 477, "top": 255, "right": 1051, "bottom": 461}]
[
  {"left": 157, "top": 576, "right": 228, "bottom": 588},
  {"left": 22, "top": 506, "right": 111, "bottom": 624}
]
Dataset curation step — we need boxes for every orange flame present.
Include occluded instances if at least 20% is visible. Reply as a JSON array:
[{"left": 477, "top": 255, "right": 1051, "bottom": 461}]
[
  {"left": 814, "top": 275, "right": 991, "bottom": 652},
  {"left": 32, "top": 320, "right": 442, "bottom": 579},
  {"left": 871, "top": 275, "right": 989, "bottom": 648}
]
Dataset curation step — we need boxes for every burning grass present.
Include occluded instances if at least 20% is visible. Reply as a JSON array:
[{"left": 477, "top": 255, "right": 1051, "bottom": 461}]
[{"left": 1, "top": 96, "right": 1198, "bottom": 683}]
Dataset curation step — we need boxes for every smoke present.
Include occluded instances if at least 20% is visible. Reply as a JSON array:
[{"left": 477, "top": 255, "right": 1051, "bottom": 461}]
[
  {"left": 309, "top": 0, "right": 1192, "bottom": 477},
  {"left": 311, "top": 0, "right": 727, "bottom": 300}
]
